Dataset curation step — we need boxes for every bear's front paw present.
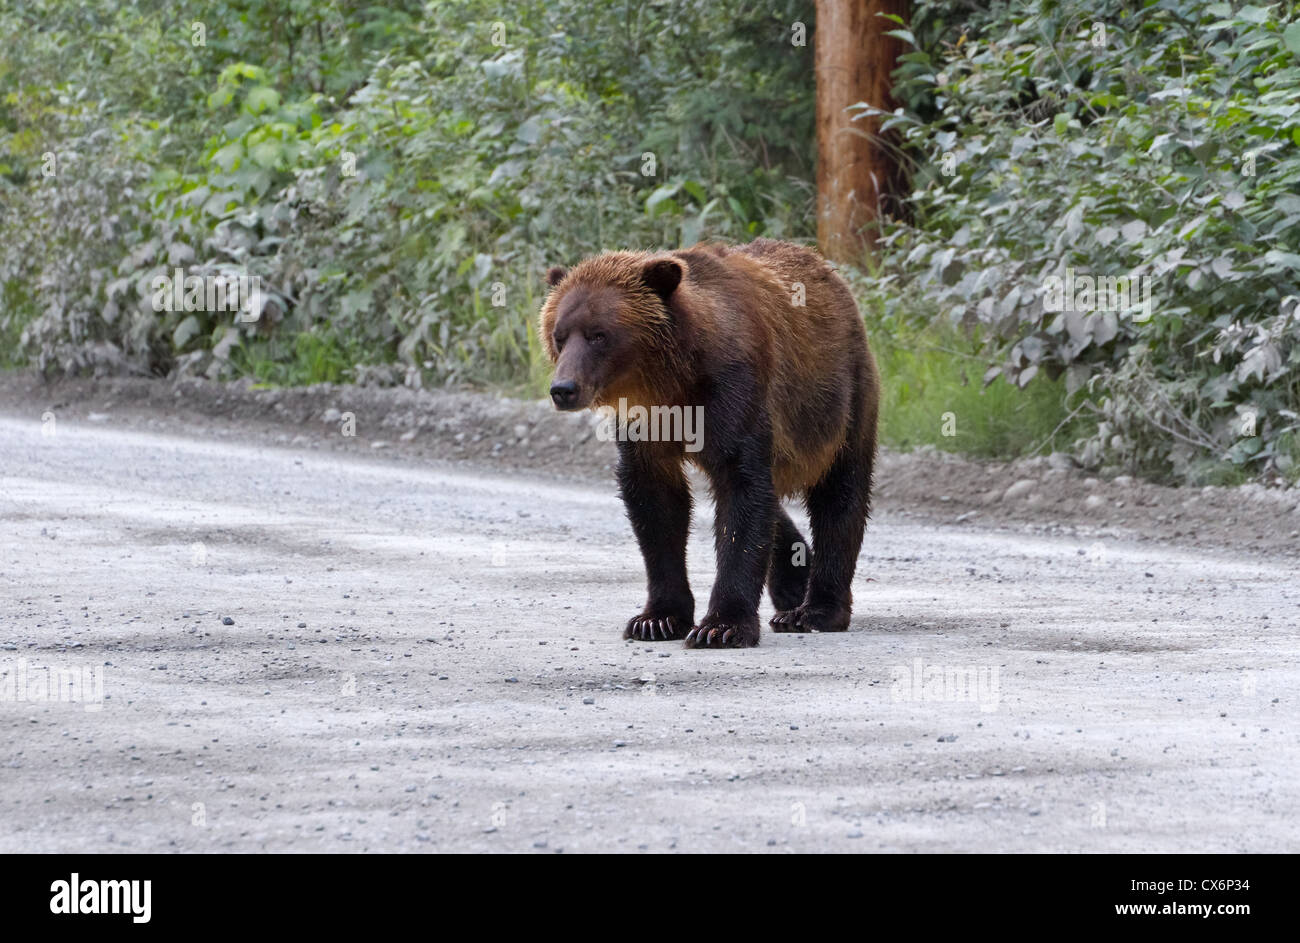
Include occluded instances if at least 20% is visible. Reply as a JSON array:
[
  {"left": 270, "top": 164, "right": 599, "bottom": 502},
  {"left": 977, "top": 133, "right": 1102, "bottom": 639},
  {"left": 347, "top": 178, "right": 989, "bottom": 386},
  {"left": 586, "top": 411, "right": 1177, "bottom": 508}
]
[
  {"left": 769, "top": 602, "right": 850, "bottom": 633},
  {"left": 684, "top": 611, "right": 760, "bottom": 648},
  {"left": 624, "top": 612, "right": 690, "bottom": 641}
]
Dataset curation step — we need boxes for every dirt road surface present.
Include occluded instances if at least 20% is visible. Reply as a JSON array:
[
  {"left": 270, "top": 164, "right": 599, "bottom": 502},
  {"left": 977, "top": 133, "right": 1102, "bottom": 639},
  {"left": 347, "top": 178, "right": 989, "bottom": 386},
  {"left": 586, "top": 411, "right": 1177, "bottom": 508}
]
[{"left": 1, "top": 387, "right": 1297, "bottom": 853}]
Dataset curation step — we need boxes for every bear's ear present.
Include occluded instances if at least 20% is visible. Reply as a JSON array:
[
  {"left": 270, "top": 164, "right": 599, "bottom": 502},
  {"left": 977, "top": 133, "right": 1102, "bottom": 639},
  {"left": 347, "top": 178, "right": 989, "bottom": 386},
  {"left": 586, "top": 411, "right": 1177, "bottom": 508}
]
[
  {"left": 642, "top": 258, "right": 682, "bottom": 300},
  {"left": 546, "top": 266, "right": 568, "bottom": 288}
]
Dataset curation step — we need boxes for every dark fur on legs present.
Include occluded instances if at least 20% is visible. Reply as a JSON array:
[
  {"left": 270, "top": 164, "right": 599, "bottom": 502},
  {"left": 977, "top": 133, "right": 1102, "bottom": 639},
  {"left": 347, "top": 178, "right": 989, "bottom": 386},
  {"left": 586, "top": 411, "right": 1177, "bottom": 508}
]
[
  {"left": 772, "top": 419, "right": 875, "bottom": 633},
  {"left": 618, "top": 439, "right": 694, "bottom": 641},
  {"left": 767, "top": 508, "right": 810, "bottom": 628},
  {"left": 684, "top": 383, "right": 776, "bottom": 648}
]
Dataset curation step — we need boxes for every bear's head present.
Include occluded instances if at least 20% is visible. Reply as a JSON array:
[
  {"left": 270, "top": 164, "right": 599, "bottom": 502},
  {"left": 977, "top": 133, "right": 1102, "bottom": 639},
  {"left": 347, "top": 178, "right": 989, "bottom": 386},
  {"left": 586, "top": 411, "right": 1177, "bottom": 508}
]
[{"left": 538, "top": 253, "right": 684, "bottom": 411}]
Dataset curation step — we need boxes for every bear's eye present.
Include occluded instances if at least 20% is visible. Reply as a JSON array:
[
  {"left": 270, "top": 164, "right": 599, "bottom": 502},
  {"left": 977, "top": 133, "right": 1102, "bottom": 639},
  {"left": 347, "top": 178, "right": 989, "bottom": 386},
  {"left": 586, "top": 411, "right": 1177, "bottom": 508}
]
[
  {"left": 587, "top": 331, "right": 607, "bottom": 348},
  {"left": 554, "top": 332, "right": 566, "bottom": 351}
]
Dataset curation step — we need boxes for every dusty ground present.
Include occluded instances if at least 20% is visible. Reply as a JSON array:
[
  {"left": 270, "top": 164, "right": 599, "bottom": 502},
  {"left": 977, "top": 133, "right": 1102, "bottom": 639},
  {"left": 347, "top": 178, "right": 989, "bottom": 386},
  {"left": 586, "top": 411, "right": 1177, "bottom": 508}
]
[{"left": 0, "top": 371, "right": 1297, "bottom": 852}]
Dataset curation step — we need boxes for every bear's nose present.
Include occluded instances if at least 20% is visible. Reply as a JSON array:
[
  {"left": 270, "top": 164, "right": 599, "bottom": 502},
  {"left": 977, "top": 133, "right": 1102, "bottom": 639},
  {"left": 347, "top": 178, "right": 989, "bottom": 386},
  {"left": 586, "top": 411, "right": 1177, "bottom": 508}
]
[{"left": 550, "top": 379, "right": 580, "bottom": 410}]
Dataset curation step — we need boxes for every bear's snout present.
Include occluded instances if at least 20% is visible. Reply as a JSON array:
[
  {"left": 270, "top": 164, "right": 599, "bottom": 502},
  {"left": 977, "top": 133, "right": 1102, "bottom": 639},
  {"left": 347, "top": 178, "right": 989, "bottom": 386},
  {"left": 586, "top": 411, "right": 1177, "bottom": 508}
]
[{"left": 549, "top": 379, "right": 582, "bottom": 410}]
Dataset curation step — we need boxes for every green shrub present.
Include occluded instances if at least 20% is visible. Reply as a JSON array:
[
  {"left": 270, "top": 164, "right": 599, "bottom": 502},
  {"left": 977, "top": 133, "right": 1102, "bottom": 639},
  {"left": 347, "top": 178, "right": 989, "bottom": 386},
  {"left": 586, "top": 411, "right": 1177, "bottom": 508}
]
[
  {"left": 1, "top": 0, "right": 815, "bottom": 387},
  {"left": 863, "top": 0, "right": 1300, "bottom": 481}
]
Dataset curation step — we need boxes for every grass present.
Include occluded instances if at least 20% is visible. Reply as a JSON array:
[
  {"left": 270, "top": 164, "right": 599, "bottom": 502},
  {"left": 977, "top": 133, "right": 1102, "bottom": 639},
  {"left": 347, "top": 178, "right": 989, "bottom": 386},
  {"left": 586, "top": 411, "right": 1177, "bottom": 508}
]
[
  {"left": 0, "top": 281, "right": 35, "bottom": 369},
  {"left": 0, "top": 317, "right": 26, "bottom": 369},
  {"left": 230, "top": 331, "right": 364, "bottom": 387},
  {"left": 871, "top": 322, "right": 1091, "bottom": 459}
]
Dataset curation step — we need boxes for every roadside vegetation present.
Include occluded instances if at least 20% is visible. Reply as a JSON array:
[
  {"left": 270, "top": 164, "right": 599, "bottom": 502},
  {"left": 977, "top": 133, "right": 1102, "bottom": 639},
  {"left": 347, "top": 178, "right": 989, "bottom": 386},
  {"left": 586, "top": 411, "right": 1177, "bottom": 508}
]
[{"left": 2, "top": 1, "right": 1297, "bottom": 482}]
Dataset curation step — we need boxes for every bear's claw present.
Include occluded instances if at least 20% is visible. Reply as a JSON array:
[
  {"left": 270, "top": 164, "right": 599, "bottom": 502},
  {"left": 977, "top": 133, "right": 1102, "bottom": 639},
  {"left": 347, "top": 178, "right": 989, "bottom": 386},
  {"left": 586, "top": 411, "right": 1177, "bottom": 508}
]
[
  {"left": 769, "top": 609, "right": 808, "bottom": 632},
  {"left": 684, "top": 614, "right": 760, "bottom": 648},
  {"left": 769, "top": 603, "right": 850, "bottom": 633},
  {"left": 624, "top": 614, "right": 687, "bottom": 641}
]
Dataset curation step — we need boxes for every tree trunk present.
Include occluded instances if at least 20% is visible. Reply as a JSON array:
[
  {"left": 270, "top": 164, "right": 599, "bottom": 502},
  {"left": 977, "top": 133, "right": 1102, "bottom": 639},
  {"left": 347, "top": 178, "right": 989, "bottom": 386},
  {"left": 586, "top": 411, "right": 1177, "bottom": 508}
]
[{"left": 815, "top": 0, "right": 910, "bottom": 263}]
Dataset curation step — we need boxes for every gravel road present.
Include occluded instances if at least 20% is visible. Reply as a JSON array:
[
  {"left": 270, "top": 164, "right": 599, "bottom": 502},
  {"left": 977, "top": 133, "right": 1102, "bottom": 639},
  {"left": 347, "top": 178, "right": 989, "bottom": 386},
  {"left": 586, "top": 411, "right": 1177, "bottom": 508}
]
[{"left": 1, "top": 401, "right": 1297, "bottom": 852}]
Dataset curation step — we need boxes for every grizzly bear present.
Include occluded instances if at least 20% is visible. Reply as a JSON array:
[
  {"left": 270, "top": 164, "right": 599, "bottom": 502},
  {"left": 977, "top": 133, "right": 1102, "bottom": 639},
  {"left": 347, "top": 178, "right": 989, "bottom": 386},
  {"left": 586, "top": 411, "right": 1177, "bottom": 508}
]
[{"left": 539, "top": 238, "right": 879, "bottom": 648}]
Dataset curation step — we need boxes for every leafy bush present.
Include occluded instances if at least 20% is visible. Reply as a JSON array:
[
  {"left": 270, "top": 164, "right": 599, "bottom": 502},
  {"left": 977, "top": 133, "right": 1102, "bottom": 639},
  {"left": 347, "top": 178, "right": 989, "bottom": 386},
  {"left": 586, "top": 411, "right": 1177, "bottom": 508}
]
[
  {"left": 863, "top": 0, "right": 1300, "bottom": 482},
  {"left": 1, "top": 0, "right": 815, "bottom": 388}
]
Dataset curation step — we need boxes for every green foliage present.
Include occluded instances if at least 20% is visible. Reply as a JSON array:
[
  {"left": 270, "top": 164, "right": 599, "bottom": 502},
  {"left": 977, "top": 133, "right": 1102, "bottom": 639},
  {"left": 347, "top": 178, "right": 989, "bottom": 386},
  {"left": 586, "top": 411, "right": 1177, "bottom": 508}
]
[
  {"left": 1, "top": 0, "right": 814, "bottom": 386},
  {"left": 864, "top": 0, "right": 1300, "bottom": 481}
]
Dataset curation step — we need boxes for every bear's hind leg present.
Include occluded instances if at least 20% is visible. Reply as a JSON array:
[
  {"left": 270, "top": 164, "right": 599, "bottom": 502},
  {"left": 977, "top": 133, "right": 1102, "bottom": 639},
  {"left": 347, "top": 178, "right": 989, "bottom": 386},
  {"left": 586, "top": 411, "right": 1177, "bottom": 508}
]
[
  {"left": 767, "top": 507, "right": 810, "bottom": 631},
  {"left": 794, "top": 438, "right": 873, "bottom": 633}
]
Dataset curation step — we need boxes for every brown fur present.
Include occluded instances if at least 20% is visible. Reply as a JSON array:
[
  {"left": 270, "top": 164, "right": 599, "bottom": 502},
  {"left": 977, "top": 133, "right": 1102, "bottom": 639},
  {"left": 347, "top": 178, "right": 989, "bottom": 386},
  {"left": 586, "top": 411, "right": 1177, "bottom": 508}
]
[{"left": 539, "top": 240, "right": 880, "bottom": 497}]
